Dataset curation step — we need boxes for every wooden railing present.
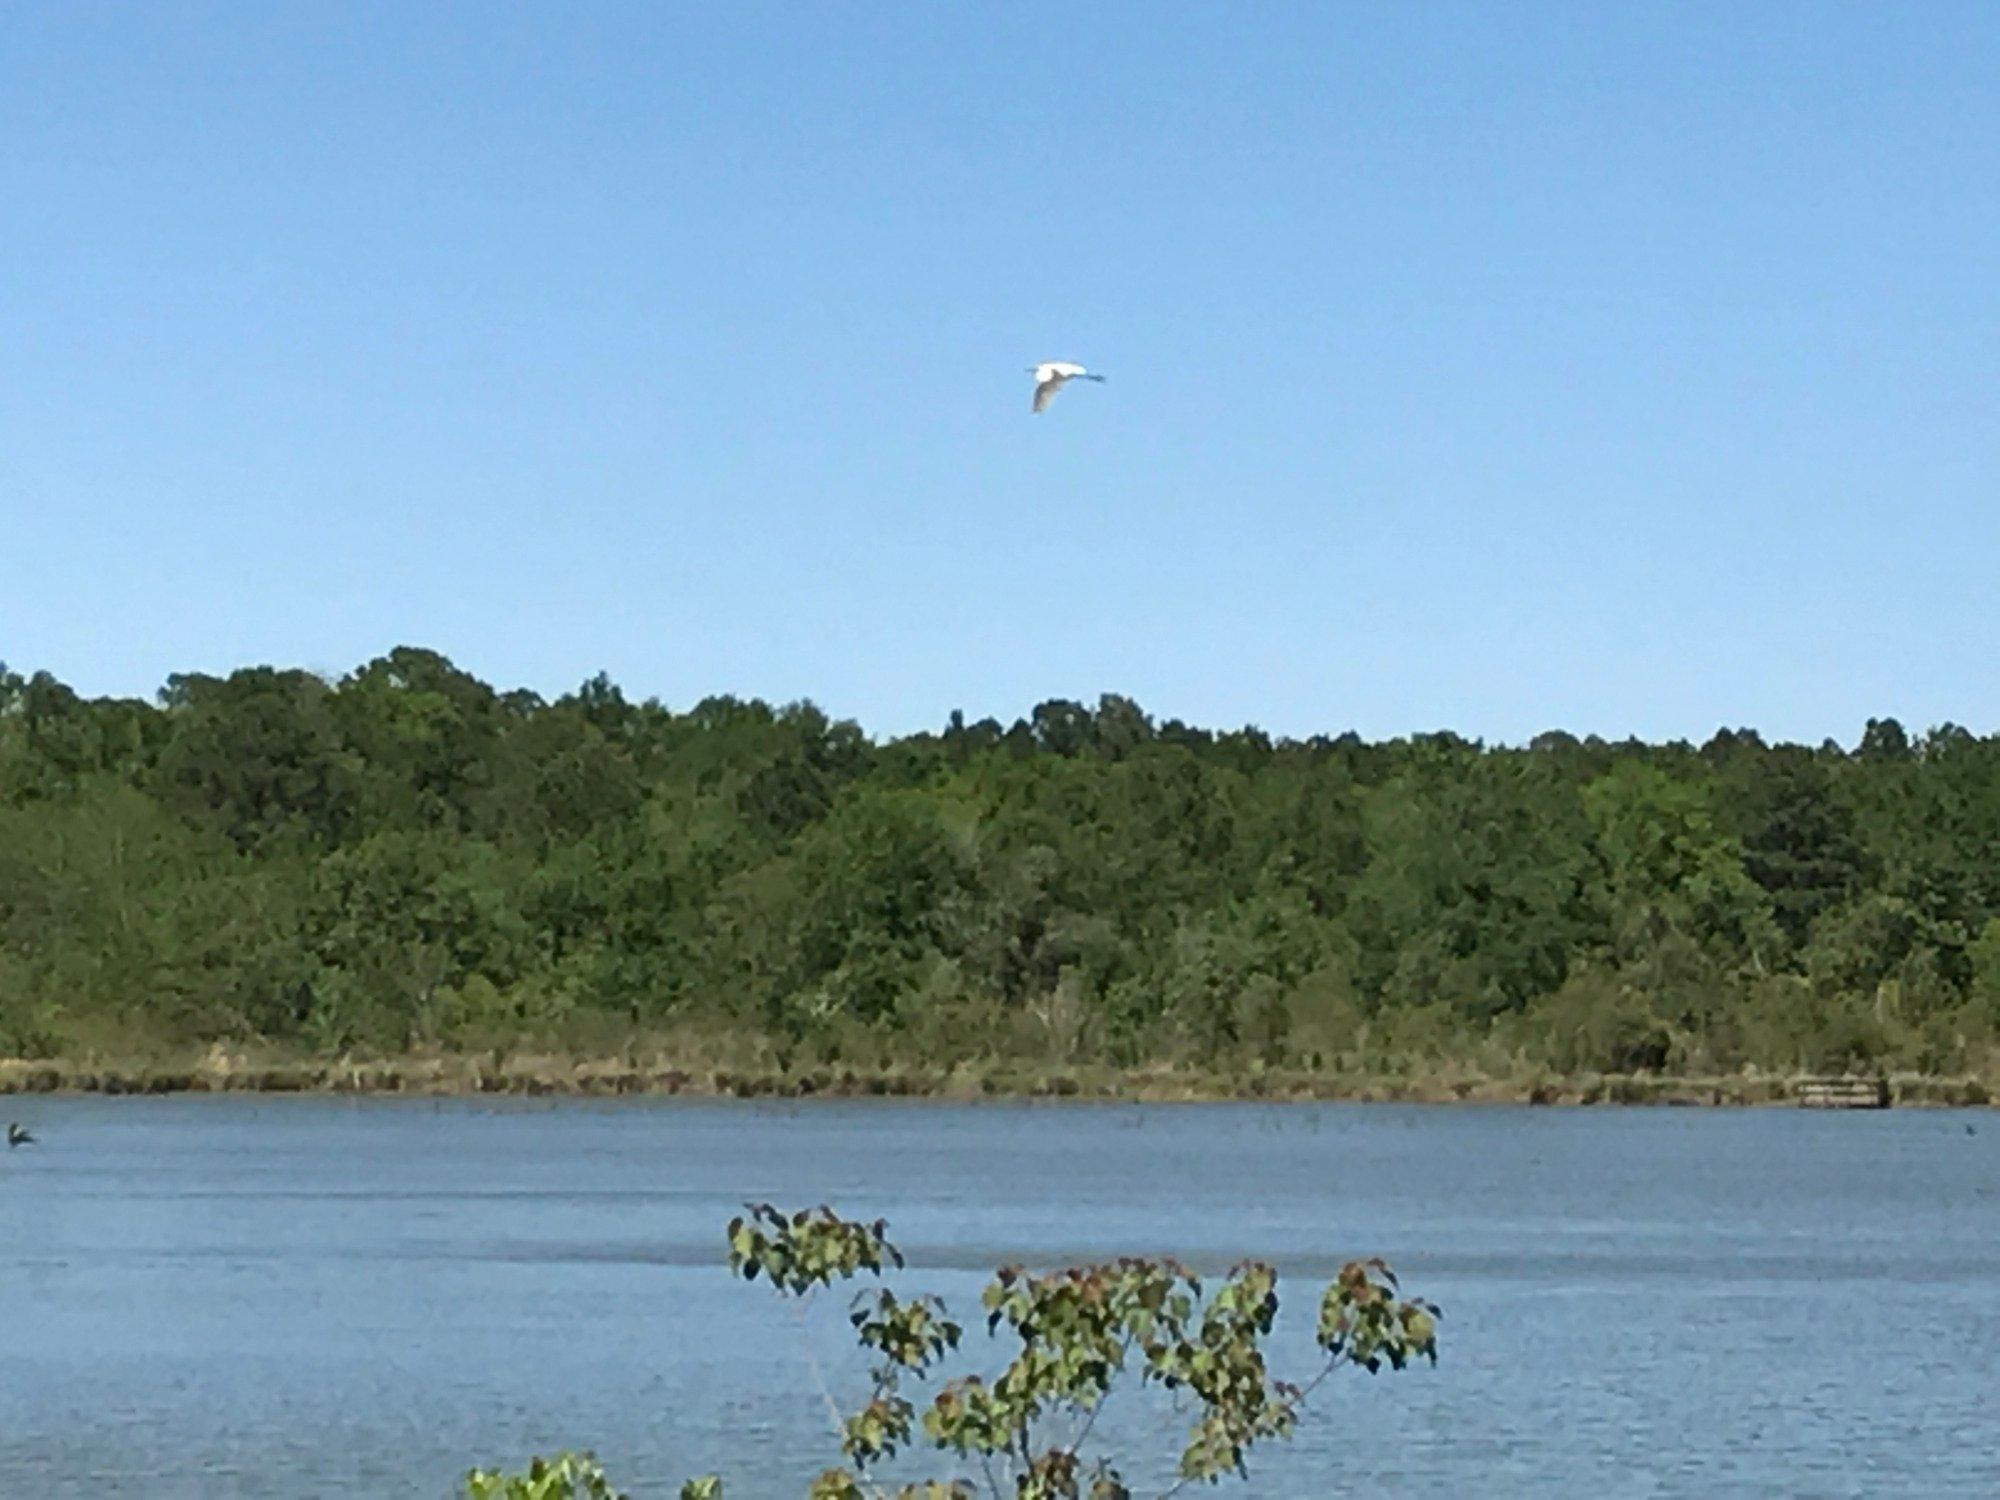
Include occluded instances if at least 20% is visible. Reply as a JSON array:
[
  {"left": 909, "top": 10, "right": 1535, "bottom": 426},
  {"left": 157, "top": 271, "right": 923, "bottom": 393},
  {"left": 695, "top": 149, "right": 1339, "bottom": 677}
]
[{"left": 1795, "top": 1075, "right": 1891, "bottom": 1109}]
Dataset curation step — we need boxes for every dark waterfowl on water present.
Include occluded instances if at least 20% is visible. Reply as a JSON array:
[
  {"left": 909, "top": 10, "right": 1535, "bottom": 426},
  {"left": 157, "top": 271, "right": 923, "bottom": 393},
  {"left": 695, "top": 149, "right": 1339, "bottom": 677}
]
[{"left": 6, "top": 1123, "right": 34, "bottom": 1148}]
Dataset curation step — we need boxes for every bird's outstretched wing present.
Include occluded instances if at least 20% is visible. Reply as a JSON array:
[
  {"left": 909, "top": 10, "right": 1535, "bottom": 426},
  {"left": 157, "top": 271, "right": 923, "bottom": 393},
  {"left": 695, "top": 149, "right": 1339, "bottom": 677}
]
[{"left": 1032, "top": 376, "right": 1063, "bottom": 413}]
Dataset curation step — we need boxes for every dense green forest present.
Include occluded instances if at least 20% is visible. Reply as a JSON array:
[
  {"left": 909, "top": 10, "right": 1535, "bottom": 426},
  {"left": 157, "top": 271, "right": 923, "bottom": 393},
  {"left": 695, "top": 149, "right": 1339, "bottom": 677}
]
[{"left": 3, "top": 647, "right": 1998, "bottom": 1084}]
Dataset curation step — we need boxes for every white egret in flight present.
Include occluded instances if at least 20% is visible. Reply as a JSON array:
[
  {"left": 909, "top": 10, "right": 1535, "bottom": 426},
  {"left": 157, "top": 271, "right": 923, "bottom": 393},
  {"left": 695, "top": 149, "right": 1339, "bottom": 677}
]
[{"left": 1029, "top": 361, "right": 1106, "bottom": 414}]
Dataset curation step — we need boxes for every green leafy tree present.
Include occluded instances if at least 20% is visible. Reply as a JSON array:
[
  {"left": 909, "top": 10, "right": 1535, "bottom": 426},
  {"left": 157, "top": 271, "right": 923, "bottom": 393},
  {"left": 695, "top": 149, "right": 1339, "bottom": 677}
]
[
  {"left": 6, "top": 652, "right": 2000, "bottom": 1083},
  {"left": 716, "top": 1204, "right": 1438, "bottom": 1498}
]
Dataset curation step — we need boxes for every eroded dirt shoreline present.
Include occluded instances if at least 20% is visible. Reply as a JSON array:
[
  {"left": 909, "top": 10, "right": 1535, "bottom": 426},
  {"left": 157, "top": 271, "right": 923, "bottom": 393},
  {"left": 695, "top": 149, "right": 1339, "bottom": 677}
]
[{"left": 2, "top": 1054, "right": 1991, "bottom": 1107}]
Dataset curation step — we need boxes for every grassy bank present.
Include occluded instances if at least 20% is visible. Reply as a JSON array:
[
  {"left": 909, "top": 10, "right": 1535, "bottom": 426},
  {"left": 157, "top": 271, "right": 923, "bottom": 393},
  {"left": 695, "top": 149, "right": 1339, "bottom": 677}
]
[{"left": 2, "top": 1046, "right": 1992, "bottom": 1107}]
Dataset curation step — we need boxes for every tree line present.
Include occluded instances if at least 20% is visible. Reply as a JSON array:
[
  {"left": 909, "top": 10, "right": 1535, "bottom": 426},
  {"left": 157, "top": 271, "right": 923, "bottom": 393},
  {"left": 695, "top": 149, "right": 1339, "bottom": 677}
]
[{"left": 3, "top": 647, "right": 1997, "bottom": 1080}]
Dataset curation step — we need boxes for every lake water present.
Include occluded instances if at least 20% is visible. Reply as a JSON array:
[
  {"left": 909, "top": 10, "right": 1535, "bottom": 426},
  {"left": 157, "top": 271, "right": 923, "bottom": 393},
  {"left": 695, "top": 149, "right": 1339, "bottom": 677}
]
[{"left": 2, "top": 1098, "right": 1995, "bottom": 1497}]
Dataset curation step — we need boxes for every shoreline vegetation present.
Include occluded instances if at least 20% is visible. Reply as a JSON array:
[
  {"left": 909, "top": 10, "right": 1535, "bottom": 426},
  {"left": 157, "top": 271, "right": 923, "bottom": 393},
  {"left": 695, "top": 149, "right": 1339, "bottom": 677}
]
[
  {"left": 2, "top": 1047, "right": 1991, "bottom": 1107},
  {"left": 7, "top": 650, "right": 2000, "bottom": 1102}
]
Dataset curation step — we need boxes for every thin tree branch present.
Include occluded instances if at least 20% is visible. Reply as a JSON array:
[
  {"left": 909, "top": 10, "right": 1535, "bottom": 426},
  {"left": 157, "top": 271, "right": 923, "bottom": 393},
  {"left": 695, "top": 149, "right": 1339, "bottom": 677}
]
[
  {"left": 791, "top": 1296, "right": 890, "bottom": 1500},
  {"left": 1062, "top": 1332, "right": 1132, "bottom": 1466}
]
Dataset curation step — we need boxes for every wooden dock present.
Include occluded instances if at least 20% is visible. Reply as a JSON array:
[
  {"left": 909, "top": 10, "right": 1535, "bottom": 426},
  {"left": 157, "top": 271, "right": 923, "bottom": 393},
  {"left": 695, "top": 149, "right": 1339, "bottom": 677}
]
[{"left": 1795, "top": 1075, "right": 1891, "bottom": 1109}]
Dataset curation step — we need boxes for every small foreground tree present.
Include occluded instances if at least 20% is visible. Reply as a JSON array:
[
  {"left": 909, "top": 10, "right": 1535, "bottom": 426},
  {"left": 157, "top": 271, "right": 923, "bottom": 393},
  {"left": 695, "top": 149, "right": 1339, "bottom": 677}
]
[{"left": 469, "top": 1204, "right": 1439, "bottom": 1498}]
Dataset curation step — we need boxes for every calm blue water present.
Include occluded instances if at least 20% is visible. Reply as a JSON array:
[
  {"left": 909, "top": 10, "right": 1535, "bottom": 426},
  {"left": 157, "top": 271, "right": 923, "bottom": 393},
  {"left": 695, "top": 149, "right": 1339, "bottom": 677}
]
[{"left": 1, "top": 1099, "right": 1995, "bottom": 1497}]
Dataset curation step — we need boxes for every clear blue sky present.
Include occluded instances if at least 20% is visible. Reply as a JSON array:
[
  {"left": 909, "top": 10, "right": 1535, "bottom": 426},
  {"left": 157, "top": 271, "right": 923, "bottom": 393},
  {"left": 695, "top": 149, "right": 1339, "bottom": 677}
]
[{"left": 4, "top": 3, "right": 1995, "bottom": 745}]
